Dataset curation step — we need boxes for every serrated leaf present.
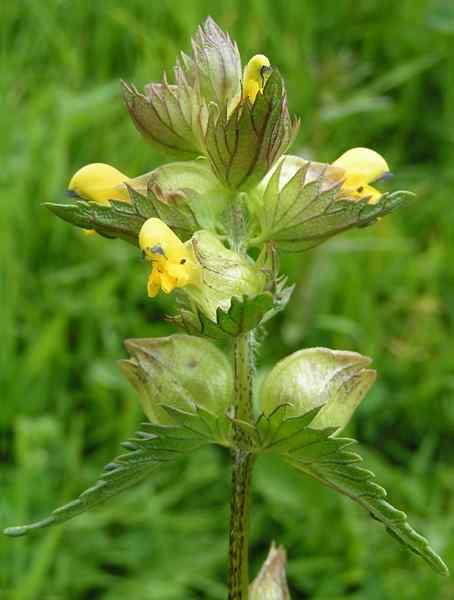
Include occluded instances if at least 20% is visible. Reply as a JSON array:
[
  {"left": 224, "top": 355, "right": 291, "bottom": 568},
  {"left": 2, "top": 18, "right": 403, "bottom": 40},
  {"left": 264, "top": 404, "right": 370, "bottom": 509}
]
[
  {"left": 149, "top": 183, "right": 199, "bottom": 240},
  {"left": 45, "top": 199, "right": 143, "bottom": 244},
  {"left": 144, "top": 159, "right": 232, "bottom": 229},
  {"left": 288, "top": 451, "right": 448, "bottom": 575},
  {"left": 256, "top": 409, "right": 448, "bottom": 575},
  {"left": 46, "top": 183, "right": 201, "bottom": 243},
  {"left": 3, "top": 407, "right": 228, "bottom": 538},
  {"left": 159, "top": 405, "right": 232, "bottom": 447},
  {"left": 247, "top": 407, "right": 449, "bottom": 575},
  {"left": 169, "top": 292, "right": 275, "bottom": 338},
  {"left": 259, "top": 157, "right": 413, "bottom": 250}
]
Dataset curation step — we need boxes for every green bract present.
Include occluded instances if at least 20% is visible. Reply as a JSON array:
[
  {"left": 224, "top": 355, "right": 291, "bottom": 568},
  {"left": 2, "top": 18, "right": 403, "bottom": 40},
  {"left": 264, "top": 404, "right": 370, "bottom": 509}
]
[
  {"left": 119, "top": 335, "right": 233, "bottom": 424},
  {"left": 184, "top": 230, "right": 266, "bottom": 320},
  {"left": 204, "top": 71, "right": 299, "bottom": 191},
  {"left": 123, "top": 18, "right": 298, "bottom": 192},
  {"left": 122, "top": 17, "right": 242, "bottom": 161},
  {"left": 253, "top": 154, "right": 413, "bottom": 251}
]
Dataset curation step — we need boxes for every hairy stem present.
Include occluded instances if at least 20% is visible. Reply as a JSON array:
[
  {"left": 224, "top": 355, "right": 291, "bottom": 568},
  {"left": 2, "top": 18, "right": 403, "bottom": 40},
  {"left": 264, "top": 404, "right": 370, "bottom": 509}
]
[
  {"left": 229, "top": 332, "right": 255, "bottom": 599},
  {"left": 229, "top": 447, "right": 255, "bottom": 599},
  {"left": 228, "top": 195, "right": 256, "bottom": 599}
]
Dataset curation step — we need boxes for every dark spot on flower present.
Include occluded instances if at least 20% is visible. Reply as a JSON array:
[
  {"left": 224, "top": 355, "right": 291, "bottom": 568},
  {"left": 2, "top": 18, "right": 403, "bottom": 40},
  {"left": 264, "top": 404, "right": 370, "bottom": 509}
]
[
  {"left": 357, "top": 186, "right": 364, "bottom": 193},
  {"left": 180, "top": 258, "right": 186, "bottom": 264}
]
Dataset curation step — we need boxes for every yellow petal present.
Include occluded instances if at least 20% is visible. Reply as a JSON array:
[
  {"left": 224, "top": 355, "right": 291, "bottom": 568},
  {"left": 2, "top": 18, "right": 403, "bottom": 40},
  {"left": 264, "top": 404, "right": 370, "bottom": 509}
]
[
  {"left": 333, "top": 148, "right": 389, "bottom": 188},
  {"left": 160, "top": 272, "right": 178, "bottom": 294},
  {"left": 147, "top": 268, "right": 161, "bottom": 298},
  {"left": 68, "top": 163, "right": 130, "bottom": 204},
  {"left": 243, "top": 54, "right": 271, "bottom": 103},
  {"left": 166, "top": 262, "right": 191, "bottom": 286},
  {"left": 341, "top": 183, "right": 383, "bottom": 204},
  {"left": 139, "top": 218, "right": 188, "bottom": 262}
]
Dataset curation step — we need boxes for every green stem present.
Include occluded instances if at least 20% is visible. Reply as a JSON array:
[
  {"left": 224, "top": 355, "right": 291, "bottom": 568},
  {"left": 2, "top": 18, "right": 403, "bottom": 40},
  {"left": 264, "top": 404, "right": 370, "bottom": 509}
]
[
  {"left": 227, "top": 195, "right": 257, "bottom": 599},
  {"left": 233, "top": 333, "right": 254, "bottom": 422},
  {"left": 229, "top": 332, "right": 255, "bottom": 600},
  {"left": 229, "top": 448, "right": 255, "bottom": 599}
]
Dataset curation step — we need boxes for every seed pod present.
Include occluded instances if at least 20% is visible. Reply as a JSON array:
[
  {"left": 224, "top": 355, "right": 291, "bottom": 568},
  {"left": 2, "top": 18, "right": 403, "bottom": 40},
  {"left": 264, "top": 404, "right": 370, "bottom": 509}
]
[
  {"left": 260, "top": 347, "right": 376, "bottom": 431},
  {"left": 119, "top": 335, "right": 233, "bottom": 424}
]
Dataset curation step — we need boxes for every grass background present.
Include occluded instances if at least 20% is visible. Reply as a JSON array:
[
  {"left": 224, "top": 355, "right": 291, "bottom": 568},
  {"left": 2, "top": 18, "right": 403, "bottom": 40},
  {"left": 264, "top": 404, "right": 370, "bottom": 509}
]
[{"left": 2, "top": 0, "right": 454, "bottom": 598}]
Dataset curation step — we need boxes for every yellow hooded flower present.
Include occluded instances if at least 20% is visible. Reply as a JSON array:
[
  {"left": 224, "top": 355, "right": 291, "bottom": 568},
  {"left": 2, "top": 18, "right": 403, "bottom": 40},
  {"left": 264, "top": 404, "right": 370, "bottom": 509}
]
[
  {"left": 333, "top": 148, "right": 391, "bottom": 204},
  {"left": 68, "top": 163, "right": 131, "bottom": 204},
  {"left": 67, "top": 163, "right": 131, "bottom": 235},
  {"left": 139, "top": 218, "right": 200, "bottom": 297},
  {"left": 243, "top": 54, "right": 272, "bottom": 104}
]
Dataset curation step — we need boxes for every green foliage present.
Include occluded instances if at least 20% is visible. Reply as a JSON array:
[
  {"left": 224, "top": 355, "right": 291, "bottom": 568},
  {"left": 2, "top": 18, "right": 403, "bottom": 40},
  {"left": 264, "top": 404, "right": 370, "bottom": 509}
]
[
  {"left": 2, "top": 0, "right": 454, "bottom": 598},
  {"left": 6, "top": 402, "right": 447, "bottom": 577}
]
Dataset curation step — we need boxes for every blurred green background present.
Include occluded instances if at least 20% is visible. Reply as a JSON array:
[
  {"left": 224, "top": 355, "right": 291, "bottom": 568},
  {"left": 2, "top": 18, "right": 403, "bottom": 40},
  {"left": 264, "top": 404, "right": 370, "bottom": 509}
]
[{"left": 2, "top": 0, "right": 454, "bottom": 598}]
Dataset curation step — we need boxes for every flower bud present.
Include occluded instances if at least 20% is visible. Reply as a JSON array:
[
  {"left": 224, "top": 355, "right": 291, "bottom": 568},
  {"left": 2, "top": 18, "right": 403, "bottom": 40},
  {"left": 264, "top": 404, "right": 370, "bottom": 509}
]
[
  {"left": 250, "top": 543, "right": 290, "bottom": 600},
  {"left": 204, "top": 70, "right": 299, "bottom": 191},
  {"left": 260, "top": 347, "right": 376, "bottom": 431},
  {"left": 188, "top": 16, "right": 242, "bottom": 107},
  {"left": 119, "top": 335, "right": 233, "bottom": 424},
  {"left": 122, "top": 18, "right": 242, "bottom": 160}
]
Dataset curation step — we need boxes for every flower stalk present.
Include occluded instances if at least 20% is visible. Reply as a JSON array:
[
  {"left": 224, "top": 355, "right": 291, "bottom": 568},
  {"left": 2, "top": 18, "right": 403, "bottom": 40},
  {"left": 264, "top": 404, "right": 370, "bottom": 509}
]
[
  {"left": 229, "top": 332, "right": 256, "bottom": 599},
  {"left": 228, "top": 448, "right": 255, "bottom": 599},
  {"left": 228, "top": 192, "right": 257, "bottom": 599}
]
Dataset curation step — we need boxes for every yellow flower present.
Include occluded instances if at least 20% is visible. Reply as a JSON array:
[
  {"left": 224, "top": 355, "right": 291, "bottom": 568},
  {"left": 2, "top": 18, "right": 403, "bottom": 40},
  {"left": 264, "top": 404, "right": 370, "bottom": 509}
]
[
  {"left": 68, "top": 163, "right": 131, "bottom": 203},
  {"left": 243, "top": 54, "right": 272, "bottom": 104},
  {"left": 333, "top": 147, "right": 391, "bottom": 204},
  {"left": 67, "top": 163, "right": 131, "bottom": 235},
  {"left": 139, "top": 218, "right": 200, "bottom": 297}
]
